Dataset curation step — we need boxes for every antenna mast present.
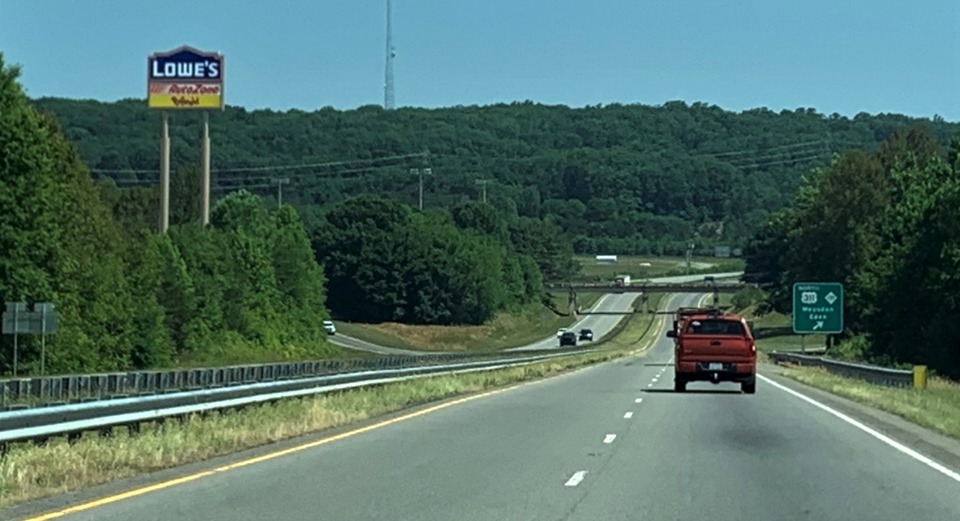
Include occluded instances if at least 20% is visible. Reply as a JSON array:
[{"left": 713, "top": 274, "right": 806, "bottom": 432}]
[{"left": 384, "top": 0, "right": 396, "bottom": 110}]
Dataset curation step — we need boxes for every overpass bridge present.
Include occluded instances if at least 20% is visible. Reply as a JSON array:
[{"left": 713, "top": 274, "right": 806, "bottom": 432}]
[
  {"left": 543, "top": 282, "right": 749, "bottom": 294},
  {"left": 545, "top": 277, "right": 753, "bottom": 315}
]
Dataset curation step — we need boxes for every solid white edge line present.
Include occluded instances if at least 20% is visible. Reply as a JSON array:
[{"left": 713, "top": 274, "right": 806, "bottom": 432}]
[
  {"left": 565, "top": 470, "right": 588, "bottom": 487},
  {"left": 603, "top": 434, "right": 617, "bottom": 444},
  {"left": 624, "top": 412, "right": 634, "bottom": 419},
  {"left": 758, "top": 374, "right": 960, "bottom": 484}
]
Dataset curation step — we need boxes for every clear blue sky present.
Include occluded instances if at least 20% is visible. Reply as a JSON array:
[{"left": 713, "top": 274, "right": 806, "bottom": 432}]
[{"left": 2, "top": 0, "right": 958, "bottom": 120}]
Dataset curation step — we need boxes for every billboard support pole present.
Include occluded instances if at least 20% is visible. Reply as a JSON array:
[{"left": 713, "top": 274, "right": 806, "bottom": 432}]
[
  {"left": 201, "top": 111, "right": 211, "bottom": 225},
  {"left": 40, "top": 307, "right": 46, "bottom": 376},
  {"left": 160, "top": 111, "right": 171, "bottom": 234},
  {"left": 12, "top": 305, "right": 18, "bottom": 378}
]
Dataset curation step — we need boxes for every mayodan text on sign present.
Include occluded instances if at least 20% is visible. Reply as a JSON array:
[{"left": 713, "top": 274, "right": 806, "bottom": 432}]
[{"left": 148, "top": 46, "right": 224, "bottom": 110}]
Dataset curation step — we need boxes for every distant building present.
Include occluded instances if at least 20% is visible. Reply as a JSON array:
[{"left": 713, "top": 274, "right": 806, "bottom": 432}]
[
  {"left": 595, "top": 255, "right": 618, "bottom": 264},
  {"left": 714, "top": 246, "right": 732, "bottom": 258}
]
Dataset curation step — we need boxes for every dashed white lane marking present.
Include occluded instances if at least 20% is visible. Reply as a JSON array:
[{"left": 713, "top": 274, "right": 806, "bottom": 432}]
[
  {"left": 624, "top": 412, "right": 634, "bottom": 419},
  {"left": 647, "top": 382, "right": 654, "bottom": 387},
  {"left": 652, "top": 377, "right": 659, "bottom": 383},
  {"left": 565, "top": 470, "right": 588, "bottom": 487},
  {"left": 759, "top": 375, "right": 960, "bottom": 484},
  {"left": 635, "top": 398, "right": 643, "bottom": 403},
  {"left": 603, "top": 434, "right": 617, "bottom": 444}
]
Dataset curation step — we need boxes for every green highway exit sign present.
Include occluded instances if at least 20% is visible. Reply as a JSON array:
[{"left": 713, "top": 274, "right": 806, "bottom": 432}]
[{"left": 792, "top": 282, "right": 843, "bottom": 334}]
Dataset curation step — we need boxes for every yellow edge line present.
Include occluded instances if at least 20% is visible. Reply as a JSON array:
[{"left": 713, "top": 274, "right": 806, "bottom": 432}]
[
  {"left": 23, "top": 291, "right": 688, "bottom": 520},
  {"left": 22, "top": 383, "right": 524, "bottom": 521}
]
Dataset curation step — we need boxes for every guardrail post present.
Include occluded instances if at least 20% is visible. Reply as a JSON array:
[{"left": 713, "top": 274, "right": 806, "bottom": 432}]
[{"left": 913, "top": 365, "right": 927, "bottom": 390}]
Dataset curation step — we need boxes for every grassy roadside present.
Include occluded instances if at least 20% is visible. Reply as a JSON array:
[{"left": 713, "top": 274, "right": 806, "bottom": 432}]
[
  {"left": 599, "top": 293, "right": 665, "bottom": 350},
  {"left": 338, "top": 295, "right": 604, "bottom": 353},
  {"left": 730, "top": 305, "right": 825, "bottom": 354},
  {"left": 0, "top": 289, "right": 674, "bottom": 510},
  {"left": 780, "top": 367, "right": 960, "bottom": 442},
  {"left": 572, "top": 254, "right": 744, "bottom": 282},
  {"left": 741, "top": 289, "right": 960, "bottom": 441},
  {"left": 0, "top": 349, "right": 634, "bottom": 510}
]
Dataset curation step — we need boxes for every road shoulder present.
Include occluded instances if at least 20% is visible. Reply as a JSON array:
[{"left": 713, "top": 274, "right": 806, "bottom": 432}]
[
  {"left": 760, "top": 362, "right": 960, "bottom": 475},
  {"left": 1, "top": 350, "right": 655, "bottom": 521}
]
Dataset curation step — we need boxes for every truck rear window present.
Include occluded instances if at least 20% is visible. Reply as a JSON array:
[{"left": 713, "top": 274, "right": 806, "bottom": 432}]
[{"left": 686, "top": 319, "right": 745, "bottom": 336}]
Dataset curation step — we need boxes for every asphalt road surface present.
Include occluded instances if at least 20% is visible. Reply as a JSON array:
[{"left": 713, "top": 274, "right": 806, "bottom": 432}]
[
  {"left": 508, "top": 272, "right": 740, "bottom": 352},
  {"left": 332, "top": 272, "right": 742, "bottom": 355},
  {"left": 28, "top": 291, "right": 960, "bottom": 521},
  {"left": 328, "top": 332, "right": 427, "bottom": 356}
]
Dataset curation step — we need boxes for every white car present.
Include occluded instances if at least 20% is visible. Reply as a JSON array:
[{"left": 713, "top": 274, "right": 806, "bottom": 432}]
[
  {"left": 323, "top": 320, "right": 336, "bottom": 335},
  {"left": 556, "top": 328, "right": 568, "bottom": 338}
]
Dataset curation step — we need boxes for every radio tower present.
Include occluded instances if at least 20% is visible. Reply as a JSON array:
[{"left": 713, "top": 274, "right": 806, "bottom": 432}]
[{"left": 384, "top": 0, "right": 396, "bottom": 110}]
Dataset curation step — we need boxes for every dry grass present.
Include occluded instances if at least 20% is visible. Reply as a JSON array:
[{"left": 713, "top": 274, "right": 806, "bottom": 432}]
[
  {"left": 600, "top": 293, "right": 666, "bottom": 351},
  {"left": 0, "top": 350, "right": 627, "bottom": 509},
  {"left": 783, "top": 367, "right": 960, "bottom": 441},
  {"left": 572, "top": 254, "right": 730, "bottom": 281},
  {"left": 338, "top": 302, "right": 580, "bottom": 352}
]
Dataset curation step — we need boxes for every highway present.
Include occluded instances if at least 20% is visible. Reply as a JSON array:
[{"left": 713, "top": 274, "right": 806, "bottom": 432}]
[
  {"left": 509, "top": 272, "right": 740, "bottom": 351},
  {"left": 331, "top": 272, "right": 742, "bottom": 355},
  {"left": 22, "top": 291, "right": 960, "bottom": 521},
  {"left": 328, "top": 333, "right": 427, "bottom": 356}
]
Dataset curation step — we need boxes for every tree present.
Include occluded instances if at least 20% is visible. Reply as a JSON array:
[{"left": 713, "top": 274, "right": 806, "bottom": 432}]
[
  {"left": 32, "top": 96, "right": 959, "bottom": 255},
  {"left": 311, "top": 195, "right": 544, "bottom": 325}
]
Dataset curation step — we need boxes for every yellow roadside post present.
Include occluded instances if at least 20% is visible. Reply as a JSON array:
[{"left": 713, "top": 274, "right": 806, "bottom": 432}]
[{"left": 913, "top": 365, "right": 928, "bottom": 390}]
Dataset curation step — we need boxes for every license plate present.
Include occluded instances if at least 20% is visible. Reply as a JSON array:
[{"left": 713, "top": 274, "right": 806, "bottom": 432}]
[{"left": 708, "top": 363, "right": 724, "bottom": 371}]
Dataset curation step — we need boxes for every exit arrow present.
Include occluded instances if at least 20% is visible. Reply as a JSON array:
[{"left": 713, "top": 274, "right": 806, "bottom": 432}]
[{"left": 812, "top": 321, "right": 823, "bottom": 330}]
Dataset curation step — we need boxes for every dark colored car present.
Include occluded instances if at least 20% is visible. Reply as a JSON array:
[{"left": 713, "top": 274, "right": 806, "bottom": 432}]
[
  {"left": 578, "top": 328, "right": 594, "bottom": 341},
  {"left": 559, "top": 331, "right": 578, "bottom": 347}
]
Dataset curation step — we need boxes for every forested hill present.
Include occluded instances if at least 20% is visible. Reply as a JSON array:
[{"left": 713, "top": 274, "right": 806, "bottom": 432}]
[{"left": 33, "top": 97, "right": 959, "bottom": 254}]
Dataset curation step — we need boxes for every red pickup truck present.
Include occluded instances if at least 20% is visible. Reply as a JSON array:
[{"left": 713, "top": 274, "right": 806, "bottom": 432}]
[{"left": 666, "top": 308, "right": 757, "bottom": 394}]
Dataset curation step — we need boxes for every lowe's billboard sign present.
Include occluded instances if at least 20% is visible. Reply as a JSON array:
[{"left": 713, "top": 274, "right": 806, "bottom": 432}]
[{"left": 147, "top": 45, "right": 224, "bottom": 109}]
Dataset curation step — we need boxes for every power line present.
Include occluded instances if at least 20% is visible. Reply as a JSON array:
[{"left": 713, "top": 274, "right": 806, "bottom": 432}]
[
  {"left": 725, "top": 150, "right": 827, "bottom": 167},
  {"left": 697, "top": 140, "right": 825, "bottom": 159},
  {"left": 89, "top": 152, "right": 427, "bottom": 176},
  {"left": 103, "top": 162, "right": 412, "bottom": 189},
  {"left": 732, "top": 154, "right": 827, "bottom": 170}
]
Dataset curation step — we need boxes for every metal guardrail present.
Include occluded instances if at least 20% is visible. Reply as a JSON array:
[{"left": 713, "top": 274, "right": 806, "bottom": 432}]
[
  {"left": 544, "top": 283, "right": 748, "bottom": 293},
  {"left": 0, "top": 349, "right": 597, "bottom": 446},
  {"left": 768, "top": 351, "right": 914, "bottom": 388},
  {"left": 0, "top": 350, "right": 573, "bottom": 410}
]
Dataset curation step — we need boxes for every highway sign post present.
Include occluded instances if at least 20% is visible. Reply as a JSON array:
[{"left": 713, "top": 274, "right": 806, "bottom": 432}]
[
  {"left": 2, "top": 302, "right": 58, "bottom": 376},
  {"left": 792, "top": 282, "right": 843, "bottom": 340}
]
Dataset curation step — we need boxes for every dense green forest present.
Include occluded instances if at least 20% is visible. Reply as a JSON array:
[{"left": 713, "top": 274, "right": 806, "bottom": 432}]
[
  {"left": 743, "top": 127, "right": 960, "bottom": 379},
  {"left": 0, "top": 56, "right": 339, "bottom": 375},
  {"left": 0, "top": 54, "right": 575, "bottom": 375},
  {"left": 311, "top": 197, "right": 550, "bottom": 325},
  {"left": 32, "top": 97, "right": 960, "bottom": 256}
]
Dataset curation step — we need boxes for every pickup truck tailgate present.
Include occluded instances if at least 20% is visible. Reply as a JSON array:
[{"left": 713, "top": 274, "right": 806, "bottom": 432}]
[{"left": 678, "top": 335, "right": 754, "bottom": 360}]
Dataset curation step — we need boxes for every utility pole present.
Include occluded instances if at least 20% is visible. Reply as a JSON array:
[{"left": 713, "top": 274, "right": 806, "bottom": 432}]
[
  {"left": 475, "top": 179, "right": 490, "bottom": 203},
  {"left": 275, "top": 178, "right": 290, "bottom": 208},
  {"left": 410, "top": 168, "right": 432, "bottom": 210}
]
